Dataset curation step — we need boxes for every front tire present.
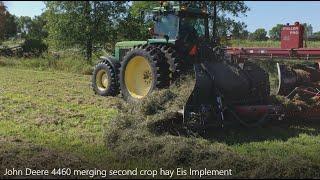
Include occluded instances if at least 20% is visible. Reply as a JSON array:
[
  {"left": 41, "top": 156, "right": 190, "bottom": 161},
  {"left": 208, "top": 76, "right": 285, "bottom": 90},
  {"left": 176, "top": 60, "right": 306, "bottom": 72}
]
[{"left": 92, "top": 62, "right": 119, "bottom": 96}]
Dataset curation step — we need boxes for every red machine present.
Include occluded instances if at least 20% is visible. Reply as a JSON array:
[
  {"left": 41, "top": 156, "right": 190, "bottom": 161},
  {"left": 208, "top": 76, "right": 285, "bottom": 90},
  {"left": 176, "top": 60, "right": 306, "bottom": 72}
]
[
  {"left": 226, "top": 22, "right": 320, "bottom": 64},
  {"left": 281, "top": 22, "right": 304, "bottom": 49},
  {"left": 225, "top": 22, "right": 320, "bottom": 123}
]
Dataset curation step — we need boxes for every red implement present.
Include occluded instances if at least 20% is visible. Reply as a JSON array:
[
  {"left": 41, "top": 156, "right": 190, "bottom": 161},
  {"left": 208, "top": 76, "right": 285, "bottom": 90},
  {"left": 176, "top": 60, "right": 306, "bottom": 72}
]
[{"left": 226, "top": 22, "right": 320, "bottom": 61}]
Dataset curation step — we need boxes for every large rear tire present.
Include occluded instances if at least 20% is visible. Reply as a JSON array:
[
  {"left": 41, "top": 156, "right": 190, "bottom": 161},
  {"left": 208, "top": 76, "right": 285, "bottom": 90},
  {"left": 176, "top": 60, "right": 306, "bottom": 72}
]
[
  {"left": 156, "top": 44, "right": 184, "bottom": 82},
  {"left": 119, "top": 45, "right": 169, "bottom": 102}
]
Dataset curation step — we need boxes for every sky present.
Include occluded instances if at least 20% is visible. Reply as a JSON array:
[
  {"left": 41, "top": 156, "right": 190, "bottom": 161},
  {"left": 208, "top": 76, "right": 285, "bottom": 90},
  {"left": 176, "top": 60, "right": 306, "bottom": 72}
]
[
  {"left": 4, "top": 1, "right": 46, "bottom": 17},
  {"left": 238, "top": 1, "right": 320, "bottom": 33},
  {"left": 4, "top": 1, "right": 320, "bottom": 34}
]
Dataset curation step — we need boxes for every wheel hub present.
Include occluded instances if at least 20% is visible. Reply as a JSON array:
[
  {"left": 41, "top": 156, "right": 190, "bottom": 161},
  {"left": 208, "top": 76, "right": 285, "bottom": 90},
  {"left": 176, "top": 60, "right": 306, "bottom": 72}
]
[
  {"left": 124, "top": 56, "right": 153, "bottom": 99},
  {"left": 143, "top": 71, "right": 152, "bottom": 84},
  {"left": 96, "top": 69, "right": 109, "bottom": 91}
]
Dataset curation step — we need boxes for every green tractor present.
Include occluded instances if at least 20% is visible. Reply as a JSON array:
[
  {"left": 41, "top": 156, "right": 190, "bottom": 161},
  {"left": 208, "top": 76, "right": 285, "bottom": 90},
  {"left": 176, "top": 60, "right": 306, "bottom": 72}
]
[
  {"left": 91, "top": 2, "right": 277, "bottom": 126},
  {"left": 91, "top": 2, "right": 320, "bottom": 127},
  {"left": 91, "top": 2, "right": 211, "bottom": 101}
]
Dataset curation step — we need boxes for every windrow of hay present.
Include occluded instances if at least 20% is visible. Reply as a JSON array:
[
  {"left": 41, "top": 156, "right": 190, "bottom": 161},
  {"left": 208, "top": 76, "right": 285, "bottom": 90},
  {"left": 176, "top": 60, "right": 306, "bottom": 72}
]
[
  {"left": 104, "top": 65, "right": 320, "bottom": 178},
  {"left": 104, "top": 74, "right": 255, "bottom": 176},
  {"left": 269, "top": 65, "right": 320, "bottom": 115}
]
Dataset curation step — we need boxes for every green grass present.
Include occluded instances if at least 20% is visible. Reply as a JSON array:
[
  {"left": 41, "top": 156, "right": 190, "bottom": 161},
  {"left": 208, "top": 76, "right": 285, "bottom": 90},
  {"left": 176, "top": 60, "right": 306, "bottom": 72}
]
[
  {"left": 0, "top": 67, "right": 156, "bottom": 176},
  {"left": 0, "top": 53, "right": 94, "bottom": 75},
  {"left": 1, "top": 63, "right": 320, "bottom": 178},
  {"left": 0, "top": 67, "right": 115, "bottom": 165},
  {"left": 0, "top": 45, "right": 108, "bottom": 75}
]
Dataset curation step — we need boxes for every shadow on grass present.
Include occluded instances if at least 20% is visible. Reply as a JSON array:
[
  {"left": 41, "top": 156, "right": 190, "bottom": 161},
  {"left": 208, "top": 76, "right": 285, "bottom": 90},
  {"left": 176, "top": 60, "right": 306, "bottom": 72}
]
[
  {"left": 148, "top": 111, "right": 320, "bottom": 145},
  {"left": 202, "top": 118, "right": 320, "bottom": 145}
]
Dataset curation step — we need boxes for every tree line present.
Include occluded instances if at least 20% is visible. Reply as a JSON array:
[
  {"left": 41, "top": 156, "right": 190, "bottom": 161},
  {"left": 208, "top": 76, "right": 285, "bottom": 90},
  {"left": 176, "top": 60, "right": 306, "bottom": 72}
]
[
  {"left": 249, "top": 23, "right": 317, "bottom": 41},
  {"left": 0, "top": 1, "right": 250, "bottom": 61},
  {"left": 0, "top": 1, "right": 319, "bottom": 61}
]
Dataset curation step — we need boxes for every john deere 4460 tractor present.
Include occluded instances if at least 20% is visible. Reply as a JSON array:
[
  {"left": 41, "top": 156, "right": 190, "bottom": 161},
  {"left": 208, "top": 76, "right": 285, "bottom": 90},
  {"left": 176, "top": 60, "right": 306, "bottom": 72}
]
[
  {"left": 92, "top": 1, "right": 269, "bottom": 103},
  {"left": 92, "top": 2, "right": 320, "bottom": 127},
  {"left": 92, "top": 2, "right": 273, "bottom": 125},
  {"left": 92, "top": 2, "right": 216, "bottom": 101}
]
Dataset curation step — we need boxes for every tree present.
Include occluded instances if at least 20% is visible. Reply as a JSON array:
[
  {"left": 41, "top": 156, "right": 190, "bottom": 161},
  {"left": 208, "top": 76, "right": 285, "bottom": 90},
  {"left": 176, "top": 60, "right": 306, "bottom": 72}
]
[
  {"left": 0, "top": 1, "right": 18, "bottom": 40},
  {"left": 269, "top": 24, "right": 284, "bottom": 40},
  {"left": 314, "top": 31, "right": 320, "bottom": 36},
  {"left": 205, "top": 1, "right": 249, "bottom": 39},
  {"left": 0, "top": 1, "right": 17, "bottom": 40},
  {"left": 126, "top": 1, "right": 250, "bottom": 41},
  {"left": 15, "top": 13, "right": 48, "bottom": 40},
  {"left": 16, "top": 16, "right": 32, "bottom": 38},
  {"left": 44, "top": 1, "right": 127, "bottom": 61},
  {"left": 115, "top": 1, "right": 157, "bottom": 42},
  {"left": 3, "top": 13, "right": 17, "bottom": 39},
  {"left": 0, "top": 1, "right": 7, "bottom": 41},
  {"left": 129, "top": 1, "right": 158, "bottom": 18},
  {"left": 230, "top": 21, "right": 249, "bottom": 39},
  {"left": 309, "top": 31, "right": 320, "bottom": 41},
  {"left": 250, "top": 28, "right": 268, "bottom": 41},
  {"left": 110, "top": 1, "right": 161, "bottom": 43},
  {"left": 302, "top": 23, "right": 313, "bottom": 39},
  {"left": 27, "top": 14, "right": 48, "bottom": 40},
  {"left": 117, "top": 13, "right": 151, "bottom": 42},
  {"left": 44, "top": 1, "right": 250, "bottom": 60}
]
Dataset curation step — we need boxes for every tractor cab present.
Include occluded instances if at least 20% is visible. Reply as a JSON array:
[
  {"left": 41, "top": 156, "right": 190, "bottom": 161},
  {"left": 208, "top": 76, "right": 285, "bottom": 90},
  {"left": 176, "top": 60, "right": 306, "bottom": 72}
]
[{"left": 149, "top": 3, "right": 210, "bottom": 46}]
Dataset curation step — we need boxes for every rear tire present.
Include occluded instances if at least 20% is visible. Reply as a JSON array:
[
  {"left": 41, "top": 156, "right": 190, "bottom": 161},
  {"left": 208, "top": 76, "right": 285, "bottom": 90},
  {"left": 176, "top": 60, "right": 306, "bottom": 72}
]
[
  {"left": 156, "top": 44, "right": 183, "bottom": 82},
  {"left": 119, "top": 45, "right": 169, "bottom": 102},
  {"left": 92, "top": 62, "right": 119, "bottom": 96}
]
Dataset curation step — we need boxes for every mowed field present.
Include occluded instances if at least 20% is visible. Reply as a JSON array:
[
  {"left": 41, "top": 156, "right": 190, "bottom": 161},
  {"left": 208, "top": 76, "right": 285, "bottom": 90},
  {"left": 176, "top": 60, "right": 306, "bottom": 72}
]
[
  {"left": 1, "top": 66, "right": 320, "bottom": 178},
  {"left": 0, "top": 66, "right": 131, "bottom": 177}
]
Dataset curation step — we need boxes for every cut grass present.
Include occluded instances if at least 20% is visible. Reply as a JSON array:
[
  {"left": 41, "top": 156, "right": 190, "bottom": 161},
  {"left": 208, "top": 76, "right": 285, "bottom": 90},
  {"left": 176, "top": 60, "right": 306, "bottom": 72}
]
[
  {"left": 104, "top": 71, "right": 320, "bottom": 178},
  {"left": 0, "top": 65, "right": 320, "bottom": 178},
  {"left": 0, "top": 66, "right": 151, "bottom": 177}
]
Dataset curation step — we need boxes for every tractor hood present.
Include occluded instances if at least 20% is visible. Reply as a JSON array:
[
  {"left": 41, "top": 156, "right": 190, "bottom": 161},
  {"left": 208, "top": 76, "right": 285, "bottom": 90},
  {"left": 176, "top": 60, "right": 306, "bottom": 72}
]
[
  {"left": 115, "top": 41, "right": 147, "bottom": 49},
  {"left": 115, "top": 40, "right": 176, "bottom": 48},
  {"left": 115, "top": 41, "right": 147, "bottom": 61}
]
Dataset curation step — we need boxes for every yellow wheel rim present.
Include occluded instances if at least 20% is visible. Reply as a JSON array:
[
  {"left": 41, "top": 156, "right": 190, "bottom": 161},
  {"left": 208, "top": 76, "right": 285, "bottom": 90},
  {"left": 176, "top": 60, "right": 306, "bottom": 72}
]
[
  {"left": 125, "top": 56, "right": 153, "bottom": 99},
  {"left": 96, "top": 69, "right": 109, "bottom": 91}
]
